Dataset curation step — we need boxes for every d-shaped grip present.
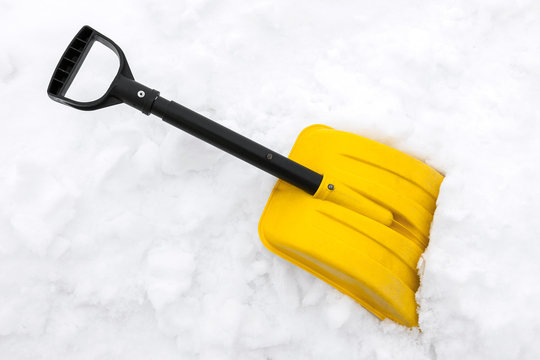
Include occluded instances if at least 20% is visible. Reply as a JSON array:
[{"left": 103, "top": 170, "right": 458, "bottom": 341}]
[{"left": 47, "top": 25, "right": 157, "bottom": 112}]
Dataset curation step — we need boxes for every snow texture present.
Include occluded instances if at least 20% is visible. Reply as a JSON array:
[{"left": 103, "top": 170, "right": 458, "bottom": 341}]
[{"left": 1, "top": 0, "right": 540, "bottom": 359}]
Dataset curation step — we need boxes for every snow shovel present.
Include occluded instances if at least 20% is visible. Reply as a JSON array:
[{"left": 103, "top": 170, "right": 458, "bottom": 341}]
[{"left": 47, "top": 26, "right": 444, "bottom": 327}]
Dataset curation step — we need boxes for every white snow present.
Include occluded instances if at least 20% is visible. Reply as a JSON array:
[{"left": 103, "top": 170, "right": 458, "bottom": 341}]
[{"left": 1, "top": 0, "right": 540, "bottom": 359}]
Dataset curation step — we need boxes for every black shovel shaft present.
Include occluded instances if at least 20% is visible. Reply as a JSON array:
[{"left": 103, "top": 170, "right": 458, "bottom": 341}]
[{"left": 151, "top": 96, "right": 323, "bottom": 195}]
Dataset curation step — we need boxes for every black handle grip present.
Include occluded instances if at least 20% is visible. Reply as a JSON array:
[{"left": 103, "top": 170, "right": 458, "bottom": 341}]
[
  {"left": 48, "top": 26, "right": 95, "bottom": 98},
  {"left": 47, "top": 25, "right": 159, "bottom": 112}
]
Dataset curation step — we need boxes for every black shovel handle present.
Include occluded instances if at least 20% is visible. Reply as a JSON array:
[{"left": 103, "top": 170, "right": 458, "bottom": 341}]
[{"left": 47, "top": 25, "right": 323, "bottom": 195}]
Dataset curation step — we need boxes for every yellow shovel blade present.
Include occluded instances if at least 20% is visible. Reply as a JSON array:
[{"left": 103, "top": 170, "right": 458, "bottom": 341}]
[{"left": 259, "top": 125, "right": 444, "bottom": 327}]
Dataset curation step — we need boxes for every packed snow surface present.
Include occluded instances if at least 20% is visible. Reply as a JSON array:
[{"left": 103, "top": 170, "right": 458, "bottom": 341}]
[{"left": 1, "top": 0, "right": 539, "bottom": 359}]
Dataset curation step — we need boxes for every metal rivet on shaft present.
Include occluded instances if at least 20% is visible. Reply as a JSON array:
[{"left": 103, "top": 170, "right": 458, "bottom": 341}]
[
  {"left": 328, "top": 184, "right": 334, "bottom": 190},
  {"left": 137, "top": 90, "right": 145, "bottom": 98},
  {"left": 266, "top": 153, "right": 273, "bottom": 160}
]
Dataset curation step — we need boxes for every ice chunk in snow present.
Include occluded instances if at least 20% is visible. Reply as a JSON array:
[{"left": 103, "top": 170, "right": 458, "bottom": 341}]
[
  {"left": 325, "top": 295, "right": 354, "bottom": 329},
  {"left": 159, "top": 130, "right": 221, "bottom": 175},
  {"left": 5, "top": 162, "right": 76, "bottom": 255},
  {"left": 0, "top": 54, "right": 16, "bottom": 82},
  {"left": 145, "top": 246, "right": 196, "bottom": 310}
]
